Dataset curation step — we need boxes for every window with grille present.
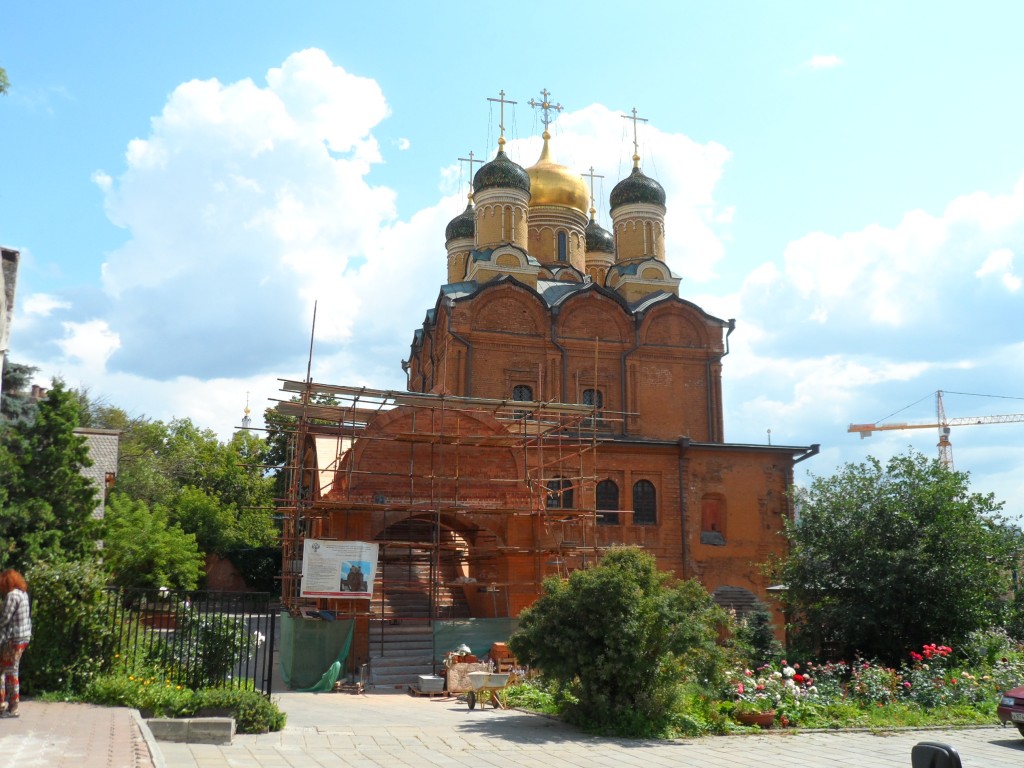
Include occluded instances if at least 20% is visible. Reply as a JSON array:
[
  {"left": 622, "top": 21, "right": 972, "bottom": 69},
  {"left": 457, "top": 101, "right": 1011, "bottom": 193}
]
[
  {"left": 633, "top": 480, "right": 657, "bottom": 525},
  {"left": 512, "top": 385, "right": 533, "bottom": 401},
  {"left": 582, "top": 388, "right": 604, "bottom": 429},
  {"left": 512, "top": 384, "right": 533, "bottom": 420},
  {"left": 557, "top": 231, "right": 568, "bottom": 262},
  {"left": 596, "top": 479, "right": 619, "bottom": 525},
  {"left": 546, "top": 477, "right": 573, "bottom": 509}
]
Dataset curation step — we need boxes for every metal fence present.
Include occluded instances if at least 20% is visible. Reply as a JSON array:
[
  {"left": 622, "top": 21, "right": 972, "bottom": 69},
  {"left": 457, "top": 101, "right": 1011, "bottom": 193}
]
[{"left": 102, "top": 587, "right": 276, "bottom": 695}]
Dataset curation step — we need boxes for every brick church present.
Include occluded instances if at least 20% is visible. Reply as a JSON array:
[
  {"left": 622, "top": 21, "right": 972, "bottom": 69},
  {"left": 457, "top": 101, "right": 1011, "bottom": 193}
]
[{"left": 278, "top": 95, "right": 817, "bottom": 683}]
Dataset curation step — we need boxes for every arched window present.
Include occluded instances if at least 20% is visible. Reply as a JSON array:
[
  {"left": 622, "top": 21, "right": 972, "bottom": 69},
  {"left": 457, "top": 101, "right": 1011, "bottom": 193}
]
[
  {"left": 557, "top": 231, "right": 568, "bottom": 262},
  {"left": 633, "top": 480, "right": 657, "bottom": 525},
  {"left": 512, "top": 384, "right": 533, "bottom": 420},
  {"left": 546, "top": 477, "right": 573, "bottom": 510},
  {"left": 582, "top": 388, "right": 604, "bottom": 429},
  {"left": 596, "top": 479, "right": 619, "bottom": 526},
  {"left": 512, "top": 385, "right": 533, "bottom": 401}
]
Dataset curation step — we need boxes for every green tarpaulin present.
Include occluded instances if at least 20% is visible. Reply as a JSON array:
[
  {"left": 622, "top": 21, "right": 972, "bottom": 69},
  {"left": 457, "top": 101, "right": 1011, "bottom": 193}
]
[
  {"left": 433, "top": 618, "right": 519, "bottom": 660},
  {"left": 279, "top": 612, "right": 354, "bottom": 691}
]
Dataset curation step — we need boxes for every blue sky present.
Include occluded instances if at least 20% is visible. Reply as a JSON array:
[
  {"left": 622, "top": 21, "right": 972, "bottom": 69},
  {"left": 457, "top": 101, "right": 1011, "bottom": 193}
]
[{"left": 3, "top": 1, "right": 1023, "bottom": 516}]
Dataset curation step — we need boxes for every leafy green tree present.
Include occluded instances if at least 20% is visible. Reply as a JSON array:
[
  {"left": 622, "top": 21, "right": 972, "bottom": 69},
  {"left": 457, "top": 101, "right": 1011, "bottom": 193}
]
[
  {"left": 102, "top": 493, "right": 203, "bottom": 590},
  {"left": 776, "top": 450, "right": 1017, "bottom": 665},
  {"left": 509, "top": 547, "right": 728, "bottom": 737},
  {"left": 0, "top": 381, "right": 99, "bottom": 569},
  {"left": 0, "top": 66, "right": 9, "bottom": 95}
]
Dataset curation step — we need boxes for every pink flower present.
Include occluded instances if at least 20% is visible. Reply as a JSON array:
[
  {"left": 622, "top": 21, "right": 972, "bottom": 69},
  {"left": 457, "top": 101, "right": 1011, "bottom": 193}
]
[{"left": 737, "top": 683, "right": 744, "bottom": 694}]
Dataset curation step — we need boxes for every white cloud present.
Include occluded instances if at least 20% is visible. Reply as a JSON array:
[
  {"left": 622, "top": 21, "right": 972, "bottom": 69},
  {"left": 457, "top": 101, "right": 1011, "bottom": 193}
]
[
  {"left": 805, "top": 54, "right": 844, "bottom": 69},
  {"left": 55, "top": 319, "right": 121, "bottom": 374},
  {"left": 22, "top": 293, "right": 70, "bottom": 317},
  {"left": 397, "top": 137, "right": 410, "bottom": 150},
  {"left": 976, "top": 247, "right": 1021, "bottom": 291}
]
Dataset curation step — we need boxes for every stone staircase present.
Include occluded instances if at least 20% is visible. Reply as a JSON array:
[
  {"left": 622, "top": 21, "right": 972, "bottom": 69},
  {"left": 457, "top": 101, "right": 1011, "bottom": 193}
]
[{"left": 367, "top": 553, "right": 470, "bottom": 689}]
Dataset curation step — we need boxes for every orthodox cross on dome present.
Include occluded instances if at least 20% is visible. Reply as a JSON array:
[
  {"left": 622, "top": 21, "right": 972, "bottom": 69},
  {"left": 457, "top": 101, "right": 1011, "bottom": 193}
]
[
  {"left": 458, "top": 150, "right": 483, "bottom": 199},
  {"left": 622, "top": 107, "right": 649, "bottom": 168},
  {"left": 583, "top": 166, "right": 604, "bottom": 215},
  {"left": 486, "top": 90, "right": 517, "bottom": 147},
  {"left": 529, "top": 88, "right": 563, "bottom": 131}
]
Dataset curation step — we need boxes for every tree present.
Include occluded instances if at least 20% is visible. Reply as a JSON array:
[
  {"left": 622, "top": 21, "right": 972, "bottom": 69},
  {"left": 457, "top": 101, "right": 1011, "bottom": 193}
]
[
  {"left": 0, "top": 381, "right": 99, "bottom": 569},
  {"left": 102, "top": 493, "right": 203, "bottom": 590},
  {"left": 1, "top": 360, "right": 39, "bottom": 425},
  {"left": 509, "top": 547, "right": 727, "bottom": 737},
  {"left": 776, "top": 450, "right": 1017, "bottom": 665},
  {"left": 0, "top": 66, "right": 9, "bottom": 95}
]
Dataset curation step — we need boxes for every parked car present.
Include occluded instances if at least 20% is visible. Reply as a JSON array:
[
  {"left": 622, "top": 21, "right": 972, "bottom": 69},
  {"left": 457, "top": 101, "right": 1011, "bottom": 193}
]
[{"left": 997, "top": 686, "right": 1024, "bottom": 736}]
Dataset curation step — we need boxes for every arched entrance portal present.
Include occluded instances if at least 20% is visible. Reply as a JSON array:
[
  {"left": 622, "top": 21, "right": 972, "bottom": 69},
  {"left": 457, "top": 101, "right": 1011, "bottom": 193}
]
[{"left": 373, "top": 516, "right": 474, "bottom": 621}]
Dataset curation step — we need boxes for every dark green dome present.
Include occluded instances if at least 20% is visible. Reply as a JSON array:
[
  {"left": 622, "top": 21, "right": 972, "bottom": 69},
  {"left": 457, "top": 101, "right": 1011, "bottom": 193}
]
[
  {"left": 585, "top": 216, "right": 614, "bottom": 252},
  {"left": 473, "top": 149, "right": 531, "bottom": 196},
  {"left": 445, "top": 203, "right": 475, "bottom": 242},
  {"left": 609, "top": 166, "right": 666, "bottom": 209}
]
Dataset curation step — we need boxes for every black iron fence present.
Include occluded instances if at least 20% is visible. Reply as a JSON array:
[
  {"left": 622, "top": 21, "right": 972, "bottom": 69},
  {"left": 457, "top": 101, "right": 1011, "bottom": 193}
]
[{"left": 102, "top": 587, "right": 276, "bottom": 695}]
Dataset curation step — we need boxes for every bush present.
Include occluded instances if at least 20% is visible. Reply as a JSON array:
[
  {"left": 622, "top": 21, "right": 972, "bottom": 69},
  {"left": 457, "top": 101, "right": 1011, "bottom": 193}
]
[
  {"left": 23, "top": 559, "right": 116, "bottom": 694},
  {"left": 509, "top": 547, "right": 728, "bottom": 737},
  {"left": 82, "top": 672, "right": 286, "bottom": 733}
]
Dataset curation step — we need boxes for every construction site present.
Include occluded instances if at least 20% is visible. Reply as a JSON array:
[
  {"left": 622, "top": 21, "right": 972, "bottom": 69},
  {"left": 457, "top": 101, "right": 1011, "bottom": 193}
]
[{"left": 273, "top": 377, "right": 633, "bottom": 688}]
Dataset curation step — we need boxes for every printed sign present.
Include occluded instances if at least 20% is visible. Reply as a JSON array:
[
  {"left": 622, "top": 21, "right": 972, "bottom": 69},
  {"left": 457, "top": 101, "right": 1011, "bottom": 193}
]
[{"left": 300, "top": 540, "right": 379, "bottom": 599}]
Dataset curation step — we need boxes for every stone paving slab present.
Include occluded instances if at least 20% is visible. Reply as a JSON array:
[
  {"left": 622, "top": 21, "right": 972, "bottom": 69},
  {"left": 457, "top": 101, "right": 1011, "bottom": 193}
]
[
  {"left": 155, "top": 690, "right": 1024, "bottom": 768},
  {"left": 0, "top": 700, "right": 158, "bottom": 767}
]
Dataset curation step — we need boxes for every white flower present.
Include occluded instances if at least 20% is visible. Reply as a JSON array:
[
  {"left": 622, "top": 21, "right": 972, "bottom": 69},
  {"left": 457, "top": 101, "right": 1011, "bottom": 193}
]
[{"left": 782, "top": 666, "right": 796, "bottom": 678}]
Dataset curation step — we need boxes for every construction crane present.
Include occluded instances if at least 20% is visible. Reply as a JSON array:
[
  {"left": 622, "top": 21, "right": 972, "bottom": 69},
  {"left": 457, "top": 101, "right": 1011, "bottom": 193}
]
[{"left": 848, "top": 390, "right": 1024, "bottom": 469}]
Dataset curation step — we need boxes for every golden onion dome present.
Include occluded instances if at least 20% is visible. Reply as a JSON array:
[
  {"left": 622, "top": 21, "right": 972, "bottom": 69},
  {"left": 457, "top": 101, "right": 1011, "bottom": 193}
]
[{"left": 526, "top": 132, "right": 590, "bottom": 214}]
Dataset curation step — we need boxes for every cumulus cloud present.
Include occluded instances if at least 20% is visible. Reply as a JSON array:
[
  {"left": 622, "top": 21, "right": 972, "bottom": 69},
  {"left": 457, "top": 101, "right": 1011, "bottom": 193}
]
[
  {"left": 84, "top": 48, "right": 399, "bottom": 381},
  {"left": 976, "top": 247, "right": 1021, "bottom": 291},
  {"left": 22, "top": 293, "right": 71, "bottom": 317}
]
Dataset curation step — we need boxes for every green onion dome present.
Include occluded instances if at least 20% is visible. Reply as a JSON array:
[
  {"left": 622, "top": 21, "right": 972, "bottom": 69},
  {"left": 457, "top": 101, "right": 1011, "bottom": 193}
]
[{"left": 609, "top": 165, "right": 666, "bottom": 210}]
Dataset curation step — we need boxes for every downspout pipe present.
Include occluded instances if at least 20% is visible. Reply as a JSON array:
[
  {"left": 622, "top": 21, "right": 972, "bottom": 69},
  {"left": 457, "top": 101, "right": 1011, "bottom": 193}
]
[
  {"left": 678, "top": 436, "right": 691, "bottom": 578},
  {"left": 705, "top": 320, "right": 735, "bottom": 442}
]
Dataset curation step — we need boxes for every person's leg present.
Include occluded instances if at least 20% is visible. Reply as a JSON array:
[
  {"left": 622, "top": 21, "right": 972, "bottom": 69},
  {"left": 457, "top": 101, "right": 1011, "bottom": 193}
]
[{"left": 1, "top": 643, "right": 26, "bottom": 715}]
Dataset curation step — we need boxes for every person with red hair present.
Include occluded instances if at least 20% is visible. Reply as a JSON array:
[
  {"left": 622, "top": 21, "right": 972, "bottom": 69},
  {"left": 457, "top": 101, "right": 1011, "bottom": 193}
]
[{"left": 0, "top": 569, "right": 32, "bottom": 718}]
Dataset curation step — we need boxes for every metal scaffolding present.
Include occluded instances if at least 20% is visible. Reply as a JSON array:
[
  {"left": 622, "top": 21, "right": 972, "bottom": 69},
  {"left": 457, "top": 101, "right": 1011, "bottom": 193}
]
[{"left": 273, "top": 379, "right": 633, "bottom": 621}]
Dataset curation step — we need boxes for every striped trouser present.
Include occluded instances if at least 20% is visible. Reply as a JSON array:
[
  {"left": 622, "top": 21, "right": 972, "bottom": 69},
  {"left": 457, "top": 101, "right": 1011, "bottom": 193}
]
[{"left": 0, "top": 641, "right": 28, "bottom": 710}]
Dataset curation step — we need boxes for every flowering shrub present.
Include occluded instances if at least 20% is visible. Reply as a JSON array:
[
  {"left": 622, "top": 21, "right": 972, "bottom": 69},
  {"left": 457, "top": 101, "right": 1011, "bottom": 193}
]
[
  {"left": 728, "top": 661, "right": 822, "bottom": 717},
  {"left": 850, "top": 659, "right": 902, "bottom": 704}
]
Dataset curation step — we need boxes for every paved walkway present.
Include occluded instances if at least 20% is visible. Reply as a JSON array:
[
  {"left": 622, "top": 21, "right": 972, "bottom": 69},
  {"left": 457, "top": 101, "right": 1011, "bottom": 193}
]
[
  {"left": 0, "top": 700, "right": 155, "bottom": 767},
  {"left": 3, "top": 692, "right": 1024, "bottom": 767},
  {"left": 156, "top": 690, "right": 1024, "bottom": 768}
]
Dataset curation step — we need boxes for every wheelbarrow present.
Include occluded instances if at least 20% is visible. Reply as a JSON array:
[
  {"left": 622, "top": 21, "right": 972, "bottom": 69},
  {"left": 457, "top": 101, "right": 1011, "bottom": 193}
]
[{"left": 465, "top": 671, "right": 510, "bottom": 709}]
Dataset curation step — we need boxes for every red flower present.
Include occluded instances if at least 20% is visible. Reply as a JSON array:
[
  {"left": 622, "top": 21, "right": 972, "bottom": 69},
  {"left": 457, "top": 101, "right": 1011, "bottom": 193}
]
[{"left": 793, "top": 674, "right": 805, "bottom": 684}]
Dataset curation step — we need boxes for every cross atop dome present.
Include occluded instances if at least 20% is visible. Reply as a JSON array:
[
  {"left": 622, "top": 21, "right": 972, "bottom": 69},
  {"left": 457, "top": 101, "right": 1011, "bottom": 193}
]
[{"left": 529, "top": 88, "right": 563, "bottom": 132}]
